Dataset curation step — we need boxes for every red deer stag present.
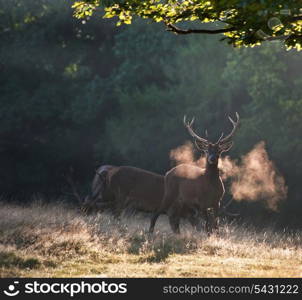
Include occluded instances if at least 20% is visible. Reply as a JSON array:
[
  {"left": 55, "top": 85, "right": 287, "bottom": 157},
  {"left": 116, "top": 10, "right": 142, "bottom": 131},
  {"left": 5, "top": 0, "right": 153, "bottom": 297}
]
[{"left": 152, "top": 113, "right": 240, "bottom": 234}]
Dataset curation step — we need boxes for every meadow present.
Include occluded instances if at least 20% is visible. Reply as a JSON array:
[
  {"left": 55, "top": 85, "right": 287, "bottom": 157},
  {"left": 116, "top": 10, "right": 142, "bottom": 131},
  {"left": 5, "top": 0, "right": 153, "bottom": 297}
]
[{"left": 0, "top": 201, "right": 301, "bottom": 278}]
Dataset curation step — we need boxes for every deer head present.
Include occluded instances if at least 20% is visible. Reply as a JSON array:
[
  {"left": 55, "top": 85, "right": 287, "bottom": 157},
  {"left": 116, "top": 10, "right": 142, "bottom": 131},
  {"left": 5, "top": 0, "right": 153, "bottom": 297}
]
[{"left": 184, "top": 112, "right": 240, "bottom": 166}]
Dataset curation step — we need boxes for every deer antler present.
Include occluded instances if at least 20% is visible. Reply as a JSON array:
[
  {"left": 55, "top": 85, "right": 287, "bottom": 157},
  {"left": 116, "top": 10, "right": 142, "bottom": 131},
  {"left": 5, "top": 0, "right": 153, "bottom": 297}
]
[
  {"left": 218, "top": 112, "right": 240, "bottom": 145},
  {"left": 183, "top": 115, "right": 209, "bottom": 147},
  {"left": 216, "top": 132, "right": 224, "bottom": 144}
]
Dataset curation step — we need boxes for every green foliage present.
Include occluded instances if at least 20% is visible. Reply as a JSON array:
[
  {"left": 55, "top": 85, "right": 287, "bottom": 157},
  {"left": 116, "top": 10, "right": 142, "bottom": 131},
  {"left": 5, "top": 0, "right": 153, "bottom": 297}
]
[
  {"left": 0, "top": 0, "right": 119, "bottom": 195},
  {"left": 222, "top": 43, "right": 302, "bottom": 215},
  {"left": 71, "top": 0, "right": 302, "bottom": 50},
  {"left": 1, "top": 0, "right": 302, "bottom": 222}
]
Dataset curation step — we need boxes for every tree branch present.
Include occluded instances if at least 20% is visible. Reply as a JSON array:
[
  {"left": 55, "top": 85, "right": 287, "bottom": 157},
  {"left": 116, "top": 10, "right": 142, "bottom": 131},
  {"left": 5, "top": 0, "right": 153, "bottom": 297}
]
[
  {"left": 291, "top": 15, "right": 302, "bottom": 22},
  {"left": 166, "top": 23, "right": 236, "bottom": 35}
]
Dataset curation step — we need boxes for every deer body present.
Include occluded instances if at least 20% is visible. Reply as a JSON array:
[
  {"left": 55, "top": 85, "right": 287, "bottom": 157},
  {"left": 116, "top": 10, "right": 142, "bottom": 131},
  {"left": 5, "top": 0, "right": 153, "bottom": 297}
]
[
  {"left": 108, "top": 166, "right": 164, "bottom": 214},
  {"left": 84, "top": 165, "right": 203, "bottom": 232},
  {"left": 162, "top": 163, "right": 225, "bottom": 233},
  {"left": 152, "top": 113, "right": 239, "bottom": 234},
  {"left": 83, "top": 166, "right": 164, "bottom": 214}
]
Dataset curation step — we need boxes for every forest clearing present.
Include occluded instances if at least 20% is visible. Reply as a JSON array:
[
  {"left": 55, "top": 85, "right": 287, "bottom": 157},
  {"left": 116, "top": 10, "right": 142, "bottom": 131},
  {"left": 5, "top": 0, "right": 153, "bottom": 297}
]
[{"left": 1, "top": 201, "right": 301, "bottom": 278}]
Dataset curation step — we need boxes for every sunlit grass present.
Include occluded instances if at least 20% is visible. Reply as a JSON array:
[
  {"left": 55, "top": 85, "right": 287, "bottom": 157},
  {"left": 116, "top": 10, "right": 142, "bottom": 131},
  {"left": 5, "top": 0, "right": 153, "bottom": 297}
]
[{"left": 0, "top": 201, "right": 301, "bottom": 277}]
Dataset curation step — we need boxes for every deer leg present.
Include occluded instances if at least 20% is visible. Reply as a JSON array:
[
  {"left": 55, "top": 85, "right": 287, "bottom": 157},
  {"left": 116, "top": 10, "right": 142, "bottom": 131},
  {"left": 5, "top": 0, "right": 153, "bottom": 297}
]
[
  {"left": 149, "top": 212, "right": 160, "bottom": 234},
  {"left": 205, "top": 208, "right": 219, "bottom": 236},
  {"left": 112, "top": 191, "right": 124, "bottom": 220},
  {"left": 213, "top": 206, "right": 219, "bottom": 235},
  {"left": 192, "top": 217, "right": 203, "bottom": 232},
  {"left": 205, "top": 208, "right": 214, "bottom": 236},
  {"left": 196, "top": 220, "right": 203, "bottom": 232},
  {"left": 188, "top": 215, "right": 200, "bottom": 232},
  {"left": 188, "top": 208, "right": 202, "bottom": 232},
  {"left": 168, "top": 213, "right": 180, "bottom": 234}
]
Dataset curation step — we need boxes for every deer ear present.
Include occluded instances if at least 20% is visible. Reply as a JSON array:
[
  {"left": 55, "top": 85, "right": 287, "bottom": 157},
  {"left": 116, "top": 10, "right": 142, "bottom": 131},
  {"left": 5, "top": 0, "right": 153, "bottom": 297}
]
[
  {"left": 195, "top": 140, "right": 208, "bottom": 152},
  {"left": 219, "top": 141, "right": 233, "bottom": 153}
]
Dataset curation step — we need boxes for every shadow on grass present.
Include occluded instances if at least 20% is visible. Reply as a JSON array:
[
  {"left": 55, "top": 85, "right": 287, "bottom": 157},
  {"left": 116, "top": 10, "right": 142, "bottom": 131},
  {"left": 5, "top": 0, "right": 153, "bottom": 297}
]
[
  {"left": 128, "top": 233, "right": 199, "bottom": 263},
  {"left": 0, "top": 251, "right": 41, "bottom": 269}
]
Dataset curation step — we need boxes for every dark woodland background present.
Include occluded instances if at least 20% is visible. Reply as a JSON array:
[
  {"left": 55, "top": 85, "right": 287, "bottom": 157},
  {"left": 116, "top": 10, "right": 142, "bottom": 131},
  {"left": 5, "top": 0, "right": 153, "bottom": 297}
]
[{"left": 1, "top": 0, "right": 302, "bottom": 225}]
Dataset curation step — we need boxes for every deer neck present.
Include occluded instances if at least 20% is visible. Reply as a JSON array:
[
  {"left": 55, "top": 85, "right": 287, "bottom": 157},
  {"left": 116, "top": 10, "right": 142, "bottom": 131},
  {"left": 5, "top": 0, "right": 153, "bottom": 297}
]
[{"left": 205, "top": 161, "right": 219, "bottom": 179}]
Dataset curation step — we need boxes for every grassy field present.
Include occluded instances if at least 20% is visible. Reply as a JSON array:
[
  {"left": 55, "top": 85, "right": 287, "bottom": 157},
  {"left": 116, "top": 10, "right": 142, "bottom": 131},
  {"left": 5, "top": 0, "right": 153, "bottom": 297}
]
[{"left": 0, "top": 201, "right": 301, "bottom": 278}]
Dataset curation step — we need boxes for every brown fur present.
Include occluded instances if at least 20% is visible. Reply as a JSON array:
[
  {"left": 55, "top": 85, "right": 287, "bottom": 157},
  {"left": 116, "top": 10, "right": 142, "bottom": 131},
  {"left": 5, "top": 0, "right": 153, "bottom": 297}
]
[
  {"left": 154, "top": 113, "right": 239, "bottom": 234},
  {"left": 159, "top": 162, "right": 224, "bottom": 234},
  {"left": 84, "top": 165, "right": 202, "bottom": 232},
  {"left": 107, "top": 166, "right": 164, "bottom": 214}
]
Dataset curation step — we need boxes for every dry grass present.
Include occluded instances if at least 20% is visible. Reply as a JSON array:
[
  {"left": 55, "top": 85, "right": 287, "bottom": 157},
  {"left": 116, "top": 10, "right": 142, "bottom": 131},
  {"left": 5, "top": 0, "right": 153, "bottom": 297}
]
[{"left": 0, "top": 201, "right": 301, "bottom": 278}]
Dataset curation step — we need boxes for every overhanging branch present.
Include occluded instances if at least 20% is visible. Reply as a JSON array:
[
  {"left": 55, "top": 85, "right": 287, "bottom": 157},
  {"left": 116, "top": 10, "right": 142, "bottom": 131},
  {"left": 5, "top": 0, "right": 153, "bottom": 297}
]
[
  {"left": 291, "top": 15, "right": 302, "bottom": 22},
  {"left": 166, "top": 23, "right": 236, "bottom": 35}
]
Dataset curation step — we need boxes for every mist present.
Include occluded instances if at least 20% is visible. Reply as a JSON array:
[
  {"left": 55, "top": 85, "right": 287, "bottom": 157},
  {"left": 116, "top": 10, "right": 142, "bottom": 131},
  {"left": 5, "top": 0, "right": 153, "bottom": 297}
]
[{"left": 170, "top": 141, "right": 287, "bottom": 211}]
